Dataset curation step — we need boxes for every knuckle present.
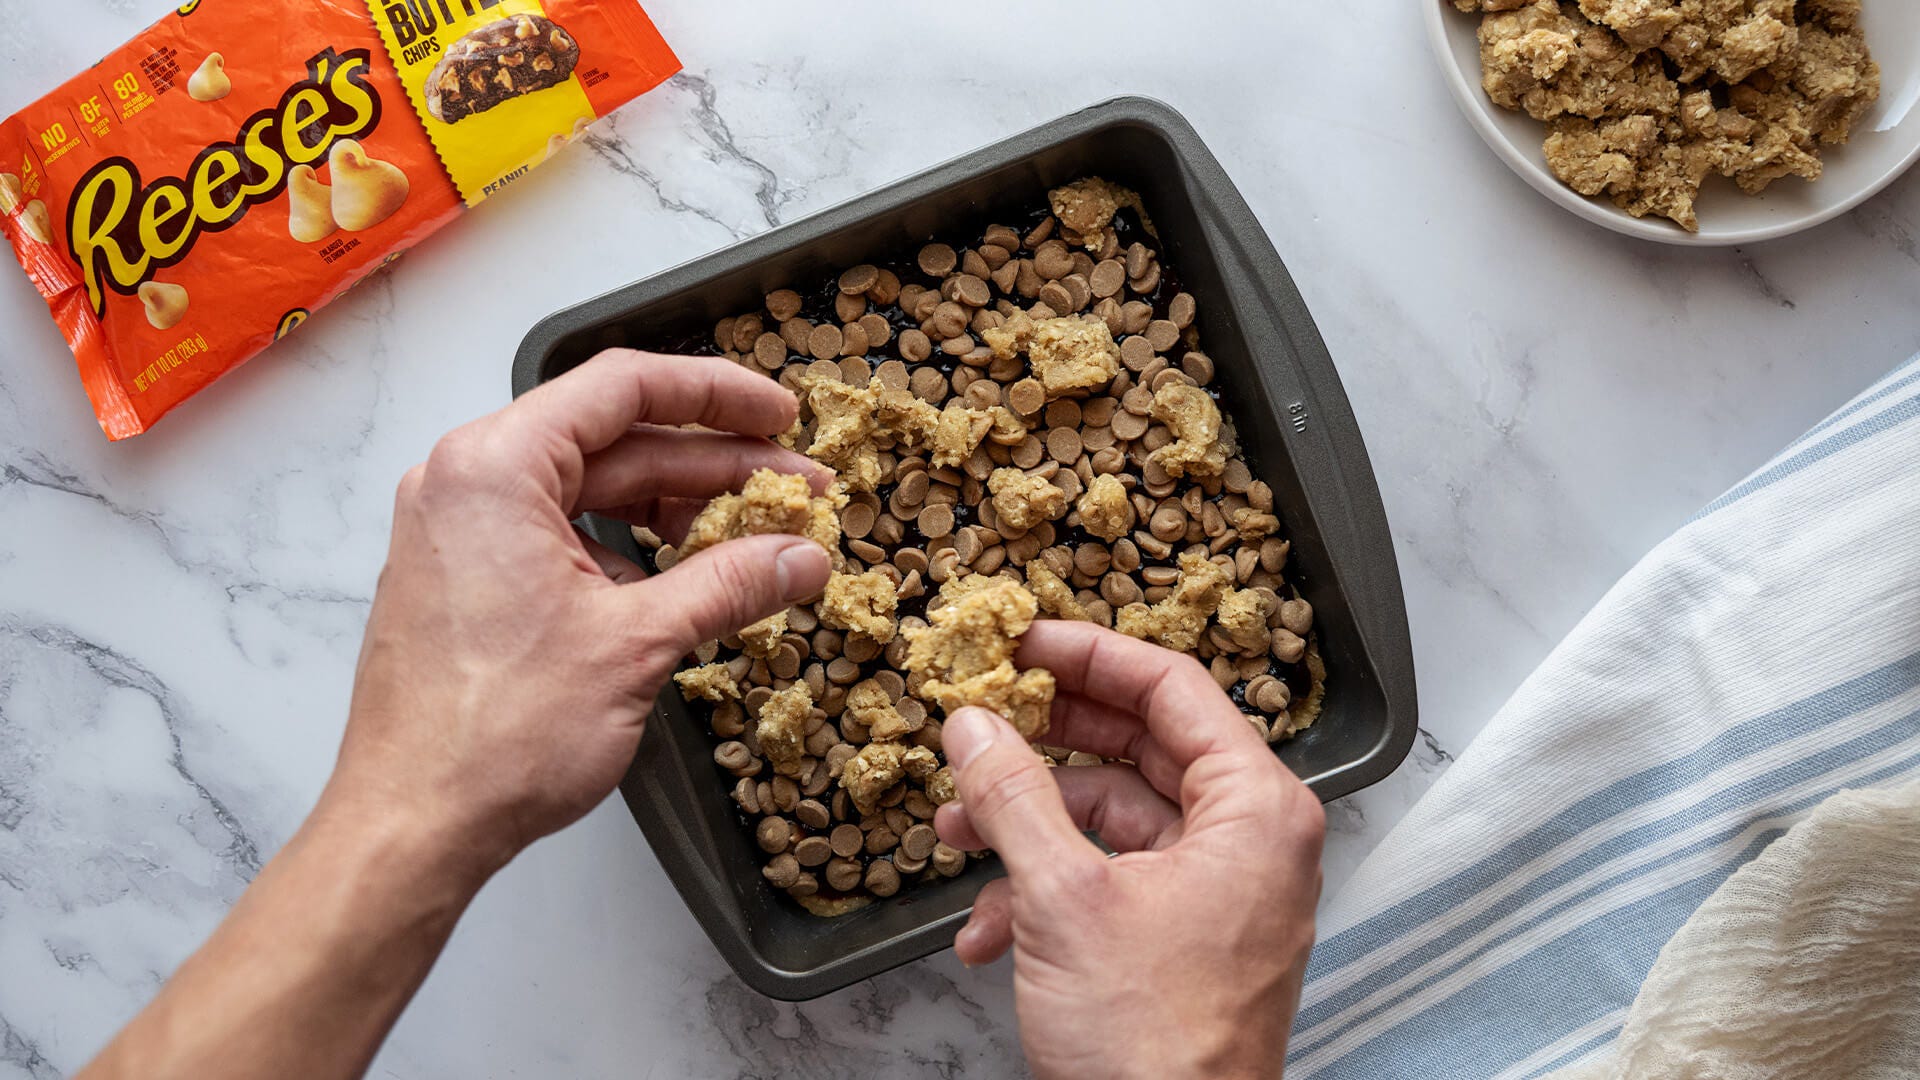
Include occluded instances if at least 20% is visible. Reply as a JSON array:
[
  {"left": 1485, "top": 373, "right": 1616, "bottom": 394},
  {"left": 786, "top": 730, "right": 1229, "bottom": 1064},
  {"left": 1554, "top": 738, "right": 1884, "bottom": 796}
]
[
  {"left": 394, "top": 463, "right": 428, "bottom": 505},
  {"left": 965, "top": 758, "right": 1054, "bottom": 821},
  {"left": 1290, "top": 783, "right": 1328, "bottom": 847},
  {"left": 425, "top": 425, "right": 491, "bottom": 484},
  {"left": 1172, "top": 653, "right": 1212, "bottom": 688},
  {"left": 1029, "top": 853, "right": 1110, "bottom": 905},
  {"left": 701, "top": 549, "right": 770, "bottom": 625},
  {"left": 1049, "top": 853, "right": 1110, "bottom": 896}
]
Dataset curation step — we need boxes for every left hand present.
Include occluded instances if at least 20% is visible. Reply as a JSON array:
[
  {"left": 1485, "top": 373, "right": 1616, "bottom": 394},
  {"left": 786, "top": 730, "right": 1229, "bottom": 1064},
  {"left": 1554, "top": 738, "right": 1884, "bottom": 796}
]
[{"left": 325, "top": 349, "right": 835, "bottom": 877}]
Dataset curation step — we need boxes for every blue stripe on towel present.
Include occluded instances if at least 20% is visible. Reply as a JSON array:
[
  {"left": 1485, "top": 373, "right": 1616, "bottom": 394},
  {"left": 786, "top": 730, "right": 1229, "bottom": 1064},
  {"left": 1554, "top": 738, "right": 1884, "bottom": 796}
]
[
  {"left": 1525, "top": 1029, "right": 1624, "bottom": 1079},
  {"left": 1292, "top": 712, "right": 1920, "bottom": 1052},
  {"left": 1792, "top": 354, "right": 1920, "bottom": 447},
  {"left": 1303, "top": 649, "right": 1920, "bottom": 984},
  {"left": 1694, "top": 388, "right": 1920, "bottom": 519}
]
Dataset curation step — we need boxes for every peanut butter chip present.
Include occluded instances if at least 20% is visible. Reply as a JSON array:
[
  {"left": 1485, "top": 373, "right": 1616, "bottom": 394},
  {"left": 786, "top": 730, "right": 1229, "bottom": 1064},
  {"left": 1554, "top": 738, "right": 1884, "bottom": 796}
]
[
  {"left": 1090, "top": 260, "right": 1126, "bottom": 298},
  {"left": 754, "top": 333, "right": 787, "bottom": 369},
  {"left": 918, "top": 243, "right": 958, "bottom": 277},
  {"left": 841, "top": 322, "right": 871, "bottom": 357},
  {"left": 1145, "top": 319, "right": 1181, "bottom": 352},
  {"left": 992, "top": 380, "right": 1038, "bottom": 417},
  {"left": 830, "top": 823, "right": 864, "bottom": 858},
  {"left": 1169, "top": 292, "right": 1197, "bottom": 328},
  {"left": 1047, "top": 427, "right": 1083, "bottom": 464},
  {"left": 1038, "top": 281, "right": 1072, "bottom": 314},
  {"left": 1111, "top": 409, "right": 1150, "bottom": 441},
  {"left": 767, "top": 289, "right": 803, "bottom": 321},
  {"left": 794, "top": 836, "right": 832, "bottom": 867},
  {"left": 900, "top": 823, "right": 938, "bottom": 860},
  {"left": 839, "top": 264, "right": 880, "bottom": 295},
  {"left": 809, "top": 324, "right": 844, "bottom": 361},
  {"left": 843, "top": 502, "right": 877, "bottom": 539},
  {"left": 954, "top": 274, "right": 991, "bottom": 308},
  {"left": 918, "top": 503, "right": 955, "bottom": 539}
]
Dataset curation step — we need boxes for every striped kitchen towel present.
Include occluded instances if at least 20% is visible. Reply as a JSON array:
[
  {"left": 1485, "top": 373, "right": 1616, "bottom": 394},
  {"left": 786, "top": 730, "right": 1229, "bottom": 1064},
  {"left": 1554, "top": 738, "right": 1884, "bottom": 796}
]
[{"left": 1288, "top": 351, "right": 1920, "bottom": 1080}]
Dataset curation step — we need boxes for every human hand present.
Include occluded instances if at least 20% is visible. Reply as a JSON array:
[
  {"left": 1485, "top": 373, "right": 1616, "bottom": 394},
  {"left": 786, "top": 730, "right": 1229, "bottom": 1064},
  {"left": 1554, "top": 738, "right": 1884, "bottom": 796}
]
[
  {"left": 326, "top": 349, "right": 834, "bottom": 880},
  {"left": 934, "top": 621, "right": 1326, "bottom": 1080}
]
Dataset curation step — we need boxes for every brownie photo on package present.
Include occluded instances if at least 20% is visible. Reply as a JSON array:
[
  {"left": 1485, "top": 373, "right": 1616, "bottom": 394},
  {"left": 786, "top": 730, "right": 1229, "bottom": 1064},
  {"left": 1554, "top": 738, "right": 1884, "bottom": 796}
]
[{"left": 425, "top": 13, "right": 582, "bottom": 123}]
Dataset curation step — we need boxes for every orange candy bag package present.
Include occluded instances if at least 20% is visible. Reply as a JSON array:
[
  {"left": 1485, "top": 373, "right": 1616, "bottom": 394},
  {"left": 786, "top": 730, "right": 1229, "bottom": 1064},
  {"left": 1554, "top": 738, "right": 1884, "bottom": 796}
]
[{"left": 0, "top": 0, "right": 679, "bottom": 440}]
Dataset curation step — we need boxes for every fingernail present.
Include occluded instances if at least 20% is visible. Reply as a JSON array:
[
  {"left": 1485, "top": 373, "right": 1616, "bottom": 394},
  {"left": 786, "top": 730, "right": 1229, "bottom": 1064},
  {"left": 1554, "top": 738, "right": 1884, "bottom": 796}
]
[
  {"left": 942, "top": 707, "right": 1003, "bottom": 771},
  {"left": 775, "top": 542, "right": 830, "bottom": 601}
]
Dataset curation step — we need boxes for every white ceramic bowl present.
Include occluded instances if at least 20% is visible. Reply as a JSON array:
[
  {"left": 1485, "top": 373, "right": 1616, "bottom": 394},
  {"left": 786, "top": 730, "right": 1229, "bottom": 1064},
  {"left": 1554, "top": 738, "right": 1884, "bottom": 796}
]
[{"left": 1426, "top": 0, "right": 1920, "bottom": 246}]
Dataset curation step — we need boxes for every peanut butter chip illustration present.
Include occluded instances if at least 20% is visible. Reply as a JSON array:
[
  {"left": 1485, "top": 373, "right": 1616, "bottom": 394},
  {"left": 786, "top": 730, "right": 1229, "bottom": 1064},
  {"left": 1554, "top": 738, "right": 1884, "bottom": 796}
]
[
  {"left": 187, "top": 53, "right": 231, "bottom": 102},
  {"left": 139, "top": 282, "right": 189, "bottom": 331},
  {"left": 20, "top": 200, "right": 53, "bottom": 245},
  {"left": 287, "top": 165, "right": 338, "bottom": 244},
  {"left": 0, "top": 173, "right": 22, "bottom": 215},
  {"left": 327, "top": 140, "right": 409, "bottom": 232}
]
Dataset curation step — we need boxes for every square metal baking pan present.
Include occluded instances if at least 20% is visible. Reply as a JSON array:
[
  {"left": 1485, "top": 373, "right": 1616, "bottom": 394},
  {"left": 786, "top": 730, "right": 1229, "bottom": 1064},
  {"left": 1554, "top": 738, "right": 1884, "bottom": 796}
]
[{"left": 512, "top": 96, "right": 1417, "bottom": 1001}]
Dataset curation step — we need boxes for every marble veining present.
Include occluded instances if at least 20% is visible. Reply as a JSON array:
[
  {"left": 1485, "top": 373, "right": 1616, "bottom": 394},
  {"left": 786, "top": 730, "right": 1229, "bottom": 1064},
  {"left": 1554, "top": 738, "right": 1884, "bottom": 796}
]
[{"left": 3, "top": 0, "right": 1919, "bottom": 1075}]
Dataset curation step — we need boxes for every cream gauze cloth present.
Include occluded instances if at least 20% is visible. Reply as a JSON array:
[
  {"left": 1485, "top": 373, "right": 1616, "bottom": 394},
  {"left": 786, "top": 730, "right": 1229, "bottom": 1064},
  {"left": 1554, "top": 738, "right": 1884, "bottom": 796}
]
[{"left": 1549, "top": 779, "right": 1920, "bottom": 1079}]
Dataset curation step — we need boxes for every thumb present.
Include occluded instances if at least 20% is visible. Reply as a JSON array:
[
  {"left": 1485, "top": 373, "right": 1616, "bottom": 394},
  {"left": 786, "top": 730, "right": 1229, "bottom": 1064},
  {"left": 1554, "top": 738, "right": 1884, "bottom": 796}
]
[
  {"left": 943, "top": 707, "right": 1101, "bottom": 884},
  {"left": 636, "top": 534, "right": 831, "bottom": 653}
]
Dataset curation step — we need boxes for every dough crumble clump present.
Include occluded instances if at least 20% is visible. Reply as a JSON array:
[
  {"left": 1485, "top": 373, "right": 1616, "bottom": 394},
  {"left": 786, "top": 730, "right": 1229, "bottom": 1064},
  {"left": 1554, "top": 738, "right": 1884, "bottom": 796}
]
[
  {"left": 984, "top": 312, "right": 1122, "bottom": 398},
  {"left": 1026, "top": 561, "right": 1093, "bottom": 622},
  {"left": 1046, "top": 177, "right": 1148, "bottom": 255},
  {"left": 1076, "top": 473, "right": 1137, "bottom": 542},
  {"left": 1116, "top": 551, "right": 1235, "bottom": 653},
  {"left": 840, "top": 742, "right": 940, "bottom": 815},
  {"left": 1031, "top": 318, "right": 1122, "bottom": 398},
  {"left": 905, "top": 579, "right": 1056, "bottom": 740},
  {"left": 1215, "top": 589, "right": 1276, "bottom": 654},
  {"left": 1456, "top": 0, "right": 1878, "bottom": 231},
  {"left": 737, "top": 611, "right": 788, "bottom": 659},
  {"left": 847, "top": 679, "right": 920, "bottom": 743},
  {"left": 757, "top": 682, "right": 814, "bottom": 778},
  {"left": 819, "top": 569, "right": 899, "bottom": 643},
  {"left": 1149, "top": 383, "right": 1230, "bottom": 478},
  {"left": 677, "top": 468, "right": 845, "bottom": 565},
  {"left": 674, "top": 663, "right": 739, "bottom": 703},
  {"left": 988, "top": 468, "right": 1070, "bottom": 533}
]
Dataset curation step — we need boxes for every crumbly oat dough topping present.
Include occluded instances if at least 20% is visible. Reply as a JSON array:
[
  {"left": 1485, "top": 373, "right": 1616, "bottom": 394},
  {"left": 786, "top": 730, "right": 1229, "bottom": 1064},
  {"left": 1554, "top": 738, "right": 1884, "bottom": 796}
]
[
  {"left": 678, "top": 468, "right": 846, "bottom": 563},
  {"left": 1455, "top": 0, "right": 1879, "bottom": 231},
  {"left": 1115, "top": 551, "right": 1235, "bottom": 653},
  {"left": 1047, "top": 177, "right": 1145, "bottom": 255},
  {"left": 1026, "top": 561, "right": 1094, "bottom": 622},
  {"left": 674, "top": 663, "right": 739, "bottom": 703},
  {"left": 1149, "top": 383, "right": 1230, "bottom": 478},
  {"left": 757, "top": 682, "right": 815, "bottom": 778},
  {"left": 738, "top": 610, "right": 789, "bottom": 659},
  {"left": 1075, "top": 473, "right": 1137, "bottom": 542},
  {"left": 659, "top": 180, "right": 1327, "bottom": 914},
  {"left": 819, "top": 570, "right": 900, "bottom": 643},
  {"left": 904, "top": 579, "right": 1057, "bottom": 740},
  {"left": 840, "top": 742, "right": 940, "bottom": 815},
  {"left": 988, "top": 467, "right": 1070, "bottom": 534}
]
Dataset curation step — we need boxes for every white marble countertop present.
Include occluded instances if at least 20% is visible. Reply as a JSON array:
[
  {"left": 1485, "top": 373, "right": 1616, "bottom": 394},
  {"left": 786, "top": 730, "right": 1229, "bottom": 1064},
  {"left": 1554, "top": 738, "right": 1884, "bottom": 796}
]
[{"left": 3, "top": 1, "right": 1918, "bottom": 1075}]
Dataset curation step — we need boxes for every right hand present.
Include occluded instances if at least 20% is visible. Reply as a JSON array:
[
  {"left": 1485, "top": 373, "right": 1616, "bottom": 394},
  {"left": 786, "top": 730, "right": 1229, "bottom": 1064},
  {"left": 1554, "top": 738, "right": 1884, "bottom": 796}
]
[{"left": 934, "top": 622, "right": 1326, "bottom": 1080}]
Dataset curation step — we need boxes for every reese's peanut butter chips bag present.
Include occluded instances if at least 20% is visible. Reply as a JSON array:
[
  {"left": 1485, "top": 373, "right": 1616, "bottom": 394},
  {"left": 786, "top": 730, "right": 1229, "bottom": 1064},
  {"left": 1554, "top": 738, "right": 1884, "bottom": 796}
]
[{"left": 0, "top": 1, "right": 679, "bottom": 440}]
